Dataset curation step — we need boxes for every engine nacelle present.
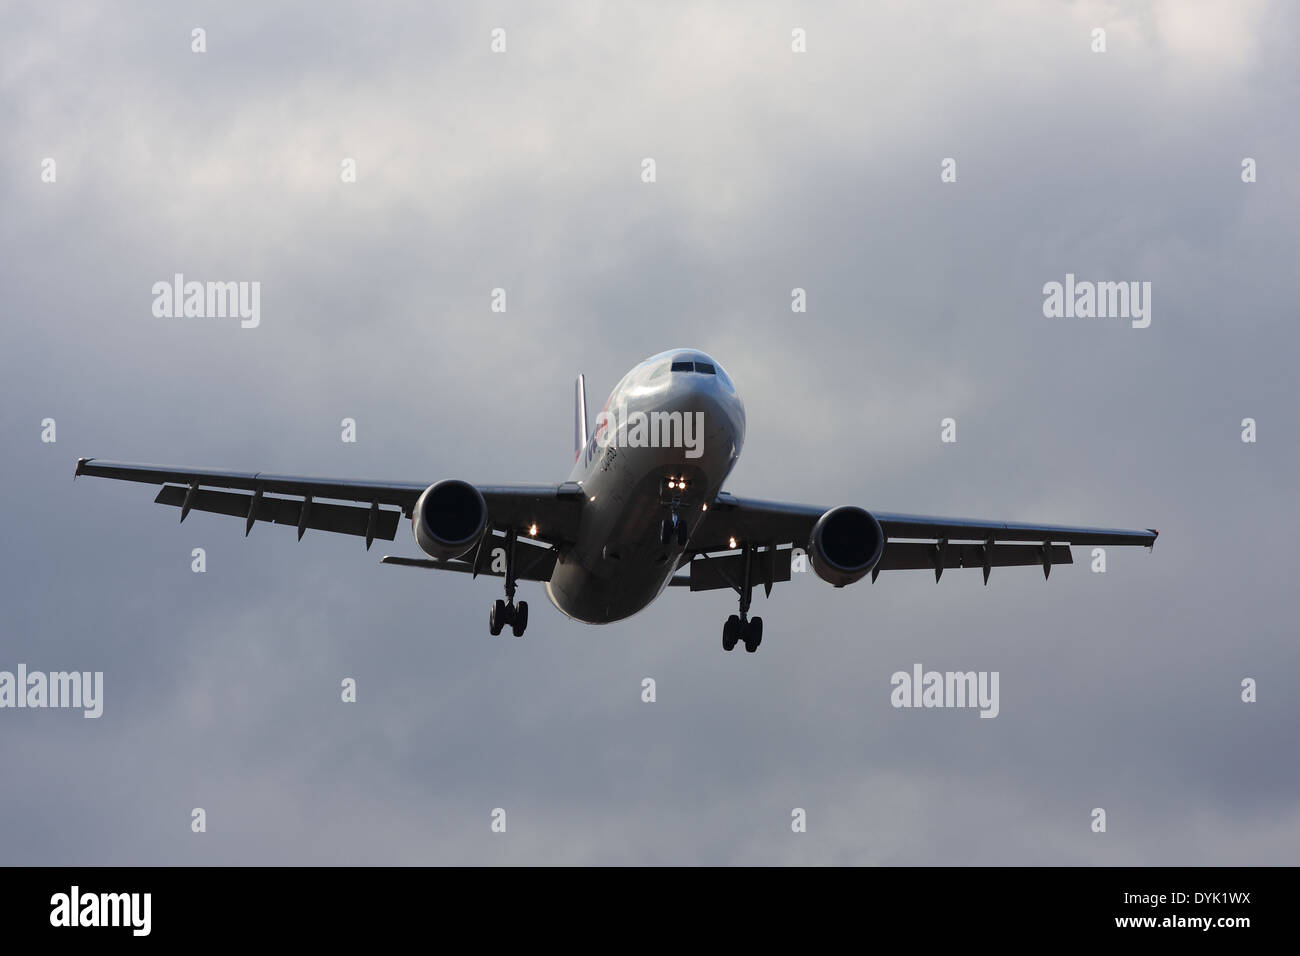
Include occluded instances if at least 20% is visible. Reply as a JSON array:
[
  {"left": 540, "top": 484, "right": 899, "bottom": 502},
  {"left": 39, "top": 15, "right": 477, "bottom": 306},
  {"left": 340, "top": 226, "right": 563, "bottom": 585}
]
[
  {"left": 412, "top": 480, "right": 487, "bottom": 561},
  {"left": 808, "top": 506, "right": 885, "bottom": 587}
]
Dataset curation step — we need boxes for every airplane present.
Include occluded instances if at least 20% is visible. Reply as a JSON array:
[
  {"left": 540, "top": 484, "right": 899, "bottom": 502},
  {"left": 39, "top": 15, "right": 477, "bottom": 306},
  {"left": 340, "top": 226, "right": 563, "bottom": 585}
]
[{"left": 75, "top": 348, "right": 1158, "bottom": 653}]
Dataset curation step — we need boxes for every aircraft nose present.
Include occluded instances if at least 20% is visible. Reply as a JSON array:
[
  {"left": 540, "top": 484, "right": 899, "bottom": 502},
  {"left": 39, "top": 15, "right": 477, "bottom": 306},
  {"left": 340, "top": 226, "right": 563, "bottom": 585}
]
[
  {"left": 673, "top": 379, "right": 744, "bottom": 459},
  {"left": 676, "top": 378, "right": 728, "bottom": 420}
]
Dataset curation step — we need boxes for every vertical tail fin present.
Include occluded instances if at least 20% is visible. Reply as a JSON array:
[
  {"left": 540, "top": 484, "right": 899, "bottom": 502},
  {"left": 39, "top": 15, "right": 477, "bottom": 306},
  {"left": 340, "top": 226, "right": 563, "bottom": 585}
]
[{"left": 574, "top": 373, "right": 588, "bottom": 462}]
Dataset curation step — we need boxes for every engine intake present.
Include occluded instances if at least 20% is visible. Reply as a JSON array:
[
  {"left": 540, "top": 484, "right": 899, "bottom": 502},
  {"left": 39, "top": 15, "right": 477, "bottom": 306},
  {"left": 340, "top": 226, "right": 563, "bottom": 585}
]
[
  {"left": 413, "top": 480, "right": 487, "bottom": 561},
  {"left": 808, "top": 506, "right": 885, "bottom": 587}
]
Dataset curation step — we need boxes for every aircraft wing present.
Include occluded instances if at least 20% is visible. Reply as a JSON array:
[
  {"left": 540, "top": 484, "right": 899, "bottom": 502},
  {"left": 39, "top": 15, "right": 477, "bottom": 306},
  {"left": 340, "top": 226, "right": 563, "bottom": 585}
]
[
  {"left": 700, "top": 492, "right": 1157, "bottom": 548},
  {"left": 684, "top": 491, "right": 1156, "bottom": 586},
  {"left": 74, "top": 458, "right": 585, "bottom": 551}
]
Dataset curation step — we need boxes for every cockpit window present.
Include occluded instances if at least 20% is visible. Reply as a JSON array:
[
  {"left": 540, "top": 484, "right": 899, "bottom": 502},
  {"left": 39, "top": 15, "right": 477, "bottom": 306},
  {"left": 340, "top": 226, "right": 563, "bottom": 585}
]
[
  {"left": 647, "top": 361, "right": 670, "bottom": 380},
  {"left": 670, "top": 359, "right": 717, "bottom": 374}
]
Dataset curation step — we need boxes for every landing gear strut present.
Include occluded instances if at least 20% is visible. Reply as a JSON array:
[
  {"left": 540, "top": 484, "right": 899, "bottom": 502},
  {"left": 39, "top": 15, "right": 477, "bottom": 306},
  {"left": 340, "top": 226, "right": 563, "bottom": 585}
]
[
  {"left": 660, "top": 487, "right": 690, "bottom": 548},
  {"left": 487, "top": 528, "right": 529, "bottom": 637},
  {"left": 721, "top": 542, "right": 763, "bottom": 653}
]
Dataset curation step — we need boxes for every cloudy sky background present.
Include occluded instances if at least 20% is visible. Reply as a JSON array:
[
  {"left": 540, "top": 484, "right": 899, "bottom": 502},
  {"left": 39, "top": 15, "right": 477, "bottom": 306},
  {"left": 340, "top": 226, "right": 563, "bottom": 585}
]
[{"left": 2, "top": 0, "right": 1297, "bottom": 864}]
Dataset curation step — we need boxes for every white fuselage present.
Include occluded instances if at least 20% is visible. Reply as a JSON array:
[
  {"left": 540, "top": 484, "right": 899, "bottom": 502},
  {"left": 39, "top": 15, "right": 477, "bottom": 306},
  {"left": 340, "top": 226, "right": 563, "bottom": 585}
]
[{"left": 545, "top": 350, "right": 746, "bottom": 623}]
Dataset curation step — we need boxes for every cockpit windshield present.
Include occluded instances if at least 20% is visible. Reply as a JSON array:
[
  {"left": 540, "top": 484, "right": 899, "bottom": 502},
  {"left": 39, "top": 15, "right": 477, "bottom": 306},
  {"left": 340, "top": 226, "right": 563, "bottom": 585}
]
[{"left": 638, "top": 350, "right": 735, "bottom": 391}]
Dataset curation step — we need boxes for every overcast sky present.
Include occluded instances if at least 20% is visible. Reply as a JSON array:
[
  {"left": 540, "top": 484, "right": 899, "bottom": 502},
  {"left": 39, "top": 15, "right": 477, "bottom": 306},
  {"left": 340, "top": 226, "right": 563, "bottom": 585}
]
[{"left": 2, "top": 0, "right": 1297, "bottom": 865}]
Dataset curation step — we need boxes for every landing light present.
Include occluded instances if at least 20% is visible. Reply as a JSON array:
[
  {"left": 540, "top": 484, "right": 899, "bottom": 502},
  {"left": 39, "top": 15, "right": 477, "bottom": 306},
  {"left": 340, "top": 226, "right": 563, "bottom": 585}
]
[
  {"left": 529, "top": 524, "right": 538, "bottom": 537},
  {"left": 728, "top": 536, "right": 737, "bottom": 549},
  {"left": 702, "top": 503, "right": 708, "bottom": 511}
]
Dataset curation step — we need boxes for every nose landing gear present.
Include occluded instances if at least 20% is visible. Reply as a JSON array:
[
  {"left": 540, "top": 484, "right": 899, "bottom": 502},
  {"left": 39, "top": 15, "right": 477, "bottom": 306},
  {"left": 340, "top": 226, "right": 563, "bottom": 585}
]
[
  {"left": 487, "top": 528, "right": 529, "bottom": 637},
  {"left": 660, "top": 478, "right": 690, "bottom": 547},
  {"left": 660, "top": 512, "right": 690, "bottom": 548}
]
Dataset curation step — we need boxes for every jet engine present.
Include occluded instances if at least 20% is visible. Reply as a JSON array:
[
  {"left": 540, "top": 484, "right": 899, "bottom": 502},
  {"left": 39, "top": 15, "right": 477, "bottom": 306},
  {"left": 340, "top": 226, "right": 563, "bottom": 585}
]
[
  {"left": 412, "top": 480, "right": 487, "bottom": 560},
  {"left": 808, "top": 506, "right": 885, "bottom": 587}
]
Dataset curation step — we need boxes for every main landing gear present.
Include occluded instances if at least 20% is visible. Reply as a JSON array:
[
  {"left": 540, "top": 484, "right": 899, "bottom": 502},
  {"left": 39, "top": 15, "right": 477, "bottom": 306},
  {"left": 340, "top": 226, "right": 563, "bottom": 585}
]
[
  {"left": 721, "top": 542, "right": 763, "bottom": 653},
  {"left": 488, "top": 528, "right": 529, "bottom": 637},
  {"left": 723, "top": 613, "right": 762, "bottom": 653},
  {"left": 490, "top": 598, "right": 528, "bottom": 637}
]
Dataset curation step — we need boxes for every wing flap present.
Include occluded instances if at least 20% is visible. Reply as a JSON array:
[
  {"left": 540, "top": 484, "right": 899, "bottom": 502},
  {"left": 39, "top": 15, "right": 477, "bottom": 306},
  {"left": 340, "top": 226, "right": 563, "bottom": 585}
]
[
  {"left": 154, "top": 485, "right": 401, "bottom": 541},
  {"left": 381, "top": 534, "right": 557, "bottom": 582},
  {"left": 684, "top": 547, "right": 792, "bottom": 592},
  {"left": 878, "top": 541, "right": 1072, "bottom": 571}
]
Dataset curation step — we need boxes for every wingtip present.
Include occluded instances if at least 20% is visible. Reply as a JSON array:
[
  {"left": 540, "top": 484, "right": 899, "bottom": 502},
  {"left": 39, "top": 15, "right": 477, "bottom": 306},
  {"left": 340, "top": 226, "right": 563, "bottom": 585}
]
[{"left": 74, "top": 456, "right": 90, "bottom": 480}]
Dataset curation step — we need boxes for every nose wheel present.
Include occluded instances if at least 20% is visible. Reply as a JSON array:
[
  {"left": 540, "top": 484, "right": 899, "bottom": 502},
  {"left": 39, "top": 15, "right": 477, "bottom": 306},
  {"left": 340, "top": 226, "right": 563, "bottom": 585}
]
[
  {"left": 487, "top": 527, "right": 529, "bottom": 637},
  {"left": 660, "top": 514, "right": 690, "bottom": 547}
]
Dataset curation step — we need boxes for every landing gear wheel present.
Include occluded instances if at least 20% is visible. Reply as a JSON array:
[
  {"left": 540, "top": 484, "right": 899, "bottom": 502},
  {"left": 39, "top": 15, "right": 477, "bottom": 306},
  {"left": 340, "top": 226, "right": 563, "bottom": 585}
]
[
  {"left": 676, "top": 519, "right": 689, "bottom": 547},
  {"left": 491, "top": 527, "right": 526, "bottom": 638},
  {"left": 743, "top": 616, "right": 763, "bottom": 653},
  {"left": 489, "top": 599, "right": 509, "bottom": 636},
  {"left": 723, "top": 615, "right": 740, "bottom": 651},
  {"left": 661, "top": 517, "right": 674, "bottom": 545}
]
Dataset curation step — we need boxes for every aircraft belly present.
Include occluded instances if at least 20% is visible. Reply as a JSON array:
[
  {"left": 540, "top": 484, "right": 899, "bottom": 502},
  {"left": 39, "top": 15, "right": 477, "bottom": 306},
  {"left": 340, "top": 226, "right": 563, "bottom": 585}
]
[{"left": 548, "top": 448, "right": 703, "bottom": 624}]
